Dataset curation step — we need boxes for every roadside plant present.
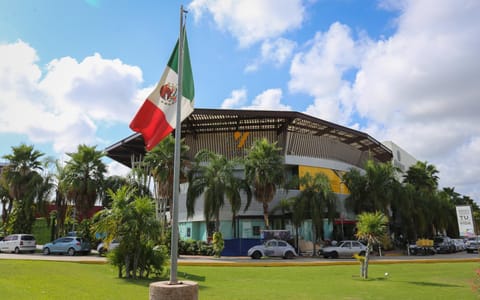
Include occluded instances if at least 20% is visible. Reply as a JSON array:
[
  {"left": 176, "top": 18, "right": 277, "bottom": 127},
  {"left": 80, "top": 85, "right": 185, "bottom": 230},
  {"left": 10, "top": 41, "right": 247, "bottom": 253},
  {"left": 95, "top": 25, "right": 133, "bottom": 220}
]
[
  {"left": 355, "top": 211, "right": 388, "bottom": 279},
  {"left": 212, "top": 231, "right": 224, "bottom": 258}
]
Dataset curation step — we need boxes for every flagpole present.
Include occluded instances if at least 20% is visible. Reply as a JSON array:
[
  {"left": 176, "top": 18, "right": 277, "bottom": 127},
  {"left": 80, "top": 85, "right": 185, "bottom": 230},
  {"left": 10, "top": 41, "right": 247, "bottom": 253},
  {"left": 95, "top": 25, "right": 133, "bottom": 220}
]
[{"left": 169, "top": 4, "right": 185, "bottom": 285}]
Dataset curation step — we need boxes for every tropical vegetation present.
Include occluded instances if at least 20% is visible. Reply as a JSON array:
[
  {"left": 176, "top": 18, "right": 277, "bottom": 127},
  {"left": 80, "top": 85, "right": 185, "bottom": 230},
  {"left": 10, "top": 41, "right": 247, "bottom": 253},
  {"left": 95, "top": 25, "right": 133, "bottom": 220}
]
[
  {"left": 355, "top": 211, "right": 388, "bottom": 279},
  {"left": 187, "top": 149, "right": 251, "bottom": 234},
  {"left": 244, "top": 138, "right": 285, "bottom": 229},
  {"left": 292, "top": 172, "right": 336, "bottom": 255},
  {"left": 93, "top": 186, "right": 167, "bottom": 279},
  {"left": 1, "top": 138, "right": 479, "bottom": 260}
]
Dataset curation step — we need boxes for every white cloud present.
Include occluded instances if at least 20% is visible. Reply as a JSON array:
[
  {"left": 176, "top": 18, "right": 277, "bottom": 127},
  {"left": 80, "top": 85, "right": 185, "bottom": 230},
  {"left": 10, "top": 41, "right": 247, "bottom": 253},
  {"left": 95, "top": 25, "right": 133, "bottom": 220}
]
[
  {"left": 0, "top": 40, "right": 145, "bottom": 154},
  {"left": 350, "top": 0, "right": 480, "bottom": 202},
  {"left": 40, "top": 53, "right": 143, "bottom": 123},
  {"left": 221, "top": 88, "right": 292, "bottom": 111},
  {"left": 288, "top": 22, "right": 368, "bottom": 123},
  {"left": 245, "top": 38, "right": 297, "bottom": 72},
  {"left": 106, "top": 160, "right": 132, "bottom": 177},
  {"left": 244, "top": 88, "right": 292, "bottom": 110},
  {"left": 286, "top": 0, "right": 480, "bottom": 201},
  {"left": 189, "top": 0, "right": 306, "bottom": 47},
  {"left": 221, "top": 88, "right": 248, "bottom": 108}
]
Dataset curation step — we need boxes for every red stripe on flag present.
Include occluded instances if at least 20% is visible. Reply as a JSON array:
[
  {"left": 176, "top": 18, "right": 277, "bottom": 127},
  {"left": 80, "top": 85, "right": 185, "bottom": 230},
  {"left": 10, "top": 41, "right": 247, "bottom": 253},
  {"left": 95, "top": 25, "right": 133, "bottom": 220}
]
[{"left": 129, "top": 100, "right": 174, "bottom": 151}]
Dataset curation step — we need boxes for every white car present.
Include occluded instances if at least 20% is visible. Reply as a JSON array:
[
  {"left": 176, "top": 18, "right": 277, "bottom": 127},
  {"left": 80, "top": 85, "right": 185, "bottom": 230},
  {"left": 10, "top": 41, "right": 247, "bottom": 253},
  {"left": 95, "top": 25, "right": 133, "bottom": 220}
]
[
  {"left": 247, "top": 239, "right": 297, "bottom": 259},
  {"left": 0, "top": 234, "right": 36, "bottom": 254},
  {"left": 320, "top": 240, "right": 367, "bottom": 258},
  {"left": 97, "top": 239, "right": 120, "bottom": 256}
]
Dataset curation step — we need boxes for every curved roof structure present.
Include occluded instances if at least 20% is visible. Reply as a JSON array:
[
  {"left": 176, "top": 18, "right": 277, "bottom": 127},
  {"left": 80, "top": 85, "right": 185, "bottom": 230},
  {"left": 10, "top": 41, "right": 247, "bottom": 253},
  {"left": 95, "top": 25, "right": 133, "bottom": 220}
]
[{"left": 105, "top": 108, "right": 392, "bottom": 167}]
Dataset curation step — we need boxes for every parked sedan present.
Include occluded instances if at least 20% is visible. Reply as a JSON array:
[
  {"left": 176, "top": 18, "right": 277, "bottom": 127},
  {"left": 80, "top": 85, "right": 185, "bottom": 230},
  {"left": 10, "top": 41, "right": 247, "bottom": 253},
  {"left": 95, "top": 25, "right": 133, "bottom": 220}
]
[
  {"left": 320, "top": 240, "right": 367, "bottom": 258},
  {"left": 43, "top": 236, "right": 91, "bottom": 256},
  {"left": 248, "top": 239, "right": 297, "bottom": 259}
]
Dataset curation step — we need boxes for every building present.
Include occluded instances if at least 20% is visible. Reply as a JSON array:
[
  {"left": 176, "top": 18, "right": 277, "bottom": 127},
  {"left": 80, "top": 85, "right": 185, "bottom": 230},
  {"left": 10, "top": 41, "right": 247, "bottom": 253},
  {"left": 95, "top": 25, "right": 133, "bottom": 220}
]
[
  {"left": 382, "top": 141, "right": 418, "bottom": 181},
  {"left": 106, "top": 108, "right": 393, "bottom": 245}
]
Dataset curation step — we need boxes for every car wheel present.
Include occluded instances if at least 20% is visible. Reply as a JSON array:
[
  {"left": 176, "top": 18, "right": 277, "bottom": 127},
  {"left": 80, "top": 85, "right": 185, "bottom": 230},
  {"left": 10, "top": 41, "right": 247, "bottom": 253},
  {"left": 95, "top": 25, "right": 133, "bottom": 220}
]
[
  {"left": 14, "top": 247, "right": 20, "bottom": 254},
  {"left": 251, "top": 251, "right": 262, "bottom": 259},
  {"left": 284, "top": 251, "right": 294, "bottom": 259},
  {"left": 359, "top": 251, "right": 366, "bottom": 256},
  {"left": 43, "top": 247, "right": 50, "bottom": 255},
  {"left": 98, "top": 247, "right": 106, "bottom": 256},
  {"left": 331, "top": 251, "right": 338, "bottom": 259},
  {"left": 67, "top": 247, "right": 76, "bottom": 256}
]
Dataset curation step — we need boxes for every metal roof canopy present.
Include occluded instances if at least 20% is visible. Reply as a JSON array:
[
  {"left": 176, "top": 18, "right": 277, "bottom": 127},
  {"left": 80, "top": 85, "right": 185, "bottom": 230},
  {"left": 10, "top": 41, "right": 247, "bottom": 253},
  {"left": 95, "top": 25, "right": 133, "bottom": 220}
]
[{"left": 105, "top": 108, "right": 392, "bottom": 167}]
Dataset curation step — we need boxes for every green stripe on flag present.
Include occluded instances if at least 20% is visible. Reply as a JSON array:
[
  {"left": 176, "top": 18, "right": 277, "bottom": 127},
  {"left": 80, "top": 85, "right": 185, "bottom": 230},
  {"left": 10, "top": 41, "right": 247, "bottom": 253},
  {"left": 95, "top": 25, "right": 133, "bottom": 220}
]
[{"left": 167, "top": 29, "right": 194, "bottom": 101}]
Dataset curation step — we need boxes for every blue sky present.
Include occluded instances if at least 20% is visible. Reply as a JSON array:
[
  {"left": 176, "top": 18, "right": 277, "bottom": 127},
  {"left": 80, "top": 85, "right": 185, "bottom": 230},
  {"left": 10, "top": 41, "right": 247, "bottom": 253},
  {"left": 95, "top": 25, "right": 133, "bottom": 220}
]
[{"left": 1, "top": 0, "right": 479, "bottom": 202}]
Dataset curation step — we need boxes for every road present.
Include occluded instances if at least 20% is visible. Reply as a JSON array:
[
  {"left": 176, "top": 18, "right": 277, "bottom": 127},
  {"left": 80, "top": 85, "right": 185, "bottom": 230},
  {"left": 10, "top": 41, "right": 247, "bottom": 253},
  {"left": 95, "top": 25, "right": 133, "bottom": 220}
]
[{"left": 1, "top": 249, "right": 479, "bottom": 266}]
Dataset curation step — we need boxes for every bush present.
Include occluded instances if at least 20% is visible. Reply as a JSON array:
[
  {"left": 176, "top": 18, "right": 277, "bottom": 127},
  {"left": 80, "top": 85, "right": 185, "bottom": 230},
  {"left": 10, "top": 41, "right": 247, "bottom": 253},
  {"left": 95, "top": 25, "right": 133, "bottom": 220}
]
[
  {"left": 212, "top": 232, "right": 224, "bottom": 257},
  {"left": 178, "top": 239, "right": 214, "bottom": 256},
  {"left": 32, "top": 218, "right": 51, "bottom": 244}
]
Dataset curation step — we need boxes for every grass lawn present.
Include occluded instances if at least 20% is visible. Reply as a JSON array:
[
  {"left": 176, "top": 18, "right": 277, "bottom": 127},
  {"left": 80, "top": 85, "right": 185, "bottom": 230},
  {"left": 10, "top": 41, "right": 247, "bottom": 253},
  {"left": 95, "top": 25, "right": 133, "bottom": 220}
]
[{"left": 0, "top": 260, "right": 478, "bottom": 299}]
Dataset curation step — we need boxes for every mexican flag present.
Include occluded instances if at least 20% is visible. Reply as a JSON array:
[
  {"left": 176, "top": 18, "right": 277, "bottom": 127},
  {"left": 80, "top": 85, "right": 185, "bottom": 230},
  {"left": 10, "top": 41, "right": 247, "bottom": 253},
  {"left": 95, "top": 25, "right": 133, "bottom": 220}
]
[{"left": 130, "top": 30, "right": 194, "bottom": 151}]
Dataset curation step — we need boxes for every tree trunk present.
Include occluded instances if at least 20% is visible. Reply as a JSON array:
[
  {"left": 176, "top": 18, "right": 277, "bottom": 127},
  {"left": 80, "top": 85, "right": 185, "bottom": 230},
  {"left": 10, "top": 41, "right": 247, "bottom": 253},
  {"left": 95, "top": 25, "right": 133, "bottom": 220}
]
[
  {"left": 133, "top": 249, "right": 141, "bottom": 279},
  {"left": 263, "top": 202, "right": 270, "bottom": 229},
  {"left": 362, "top": 244, "right": 371, "bottom": 279},
  {"left": 125, "top": 255, "right": 131, "bottom": 278},
  {"left": 118, "top": 265, "right": 123, "bottom": 278}
]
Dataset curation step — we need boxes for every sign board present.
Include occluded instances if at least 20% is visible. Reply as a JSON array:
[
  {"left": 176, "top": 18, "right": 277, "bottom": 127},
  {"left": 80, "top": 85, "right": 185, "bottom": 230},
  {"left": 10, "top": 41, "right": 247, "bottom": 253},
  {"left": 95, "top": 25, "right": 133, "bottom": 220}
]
[{"left": 456, "top": 205, "right": 475, "bottom": 237}]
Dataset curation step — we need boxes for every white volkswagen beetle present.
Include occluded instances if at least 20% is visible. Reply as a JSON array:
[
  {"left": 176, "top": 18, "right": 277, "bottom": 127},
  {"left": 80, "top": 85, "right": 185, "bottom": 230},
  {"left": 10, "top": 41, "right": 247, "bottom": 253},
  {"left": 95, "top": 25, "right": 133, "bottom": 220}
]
[{"left": 247, "top": 239, "right": 297, "bottom": 259}]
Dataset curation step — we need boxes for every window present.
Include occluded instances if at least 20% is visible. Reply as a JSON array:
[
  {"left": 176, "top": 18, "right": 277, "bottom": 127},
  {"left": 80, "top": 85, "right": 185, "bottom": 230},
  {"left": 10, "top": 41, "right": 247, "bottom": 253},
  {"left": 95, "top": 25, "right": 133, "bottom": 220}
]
[
  {"left": 21, "top": 235, "right": 34, "bottom": 241},
  {"left": 266, "top": 240, "right": 276, "bottom": 247},
  {"left": 253, "top": 226, "right": 260, "bottom": 236},
  {"left": 278, "top": 241, "right": 287, "bottom": 247}
]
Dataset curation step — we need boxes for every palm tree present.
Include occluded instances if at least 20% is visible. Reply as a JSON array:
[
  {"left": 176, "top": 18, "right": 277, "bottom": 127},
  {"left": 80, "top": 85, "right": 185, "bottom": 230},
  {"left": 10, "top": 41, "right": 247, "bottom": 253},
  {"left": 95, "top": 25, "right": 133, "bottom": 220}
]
[
  {"left": 143, "top": 135, "right": 190, "bottom": 224},
  {"left": 355, "top": 211, "right": 388, "bottom": 279},
  {"left": 0, "top": 178, "right": 12, "bottom": 227},
  {"left": 403, "top": 161, "right": 439, "bottom": 192},
  {"left": 245, "top": 138, "right": 285, "bottom": 229},
  {"left": 292, "top": 172, "right": 336, "bottom": 255},
  {"left": 63, "top": 144, "right": 106, "bottom": 221},
  {"left": 94, "top": 186, "right": 161, "bottom": 279},
  {"left": 271, "top": 197, "right": 295, "bottom": 230},
  {"left": 343, "top": 159, "right": 399, "bottom": 217},
  {"left": 51, "top": 160, "right": 71, "bottom": 238},
  {"left": 402, "top": 162, "right": 444, "bottom": 237},
  {"left": 187, "top": 150, "right": 251, "bottom": 233},
  {"left": 2, "top": 144, "right": 46, "bottom": 233},
  {"left": 224, "top": 171, "right": 252, "bottom": 237}
]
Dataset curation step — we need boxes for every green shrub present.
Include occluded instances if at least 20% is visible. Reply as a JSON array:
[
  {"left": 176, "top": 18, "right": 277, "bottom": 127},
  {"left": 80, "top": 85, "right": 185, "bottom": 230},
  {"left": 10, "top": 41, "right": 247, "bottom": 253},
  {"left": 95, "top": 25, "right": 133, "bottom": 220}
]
[
  {"left": 178, "top": 239, "right": 214, "bottom": 256},
  {"left": 212, "top": 232, "right": 224, "bottom": 257},
  {"left": 32, "top": 218, "right": 51, "bottom": 244}
]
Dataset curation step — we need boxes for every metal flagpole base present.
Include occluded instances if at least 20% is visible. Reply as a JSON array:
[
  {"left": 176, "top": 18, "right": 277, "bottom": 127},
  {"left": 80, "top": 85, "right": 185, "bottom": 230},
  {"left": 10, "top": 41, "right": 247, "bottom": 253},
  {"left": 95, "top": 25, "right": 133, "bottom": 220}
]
[{"left": 149, "top": 281, "right": 198, "bottom": 300}]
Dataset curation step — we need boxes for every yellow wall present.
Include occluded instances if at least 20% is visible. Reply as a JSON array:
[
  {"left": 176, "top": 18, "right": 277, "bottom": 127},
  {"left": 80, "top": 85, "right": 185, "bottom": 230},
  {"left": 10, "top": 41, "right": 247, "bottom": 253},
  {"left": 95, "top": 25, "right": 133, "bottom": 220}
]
[{"left": 298, "top": 166, "right": 350, "bottom": 195}]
